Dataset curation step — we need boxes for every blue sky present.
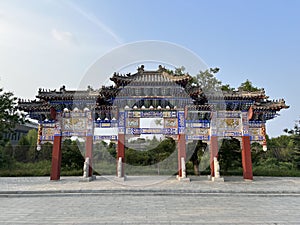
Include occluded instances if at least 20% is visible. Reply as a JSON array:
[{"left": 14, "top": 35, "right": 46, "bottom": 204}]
[{"left": 0, "top": 0, "right": 299, "bottom": 137}]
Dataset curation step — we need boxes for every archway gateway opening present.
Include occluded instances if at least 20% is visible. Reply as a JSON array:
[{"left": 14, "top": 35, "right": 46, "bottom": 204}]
[
  {"left": 122, "top": 118, "right": 177, "bottom": 175},
  {"left": 115, "top": 108, "right": 190, "bottom": 178},
  {"left": 18, "top": 65, "right": 289, "bottom": 182}
]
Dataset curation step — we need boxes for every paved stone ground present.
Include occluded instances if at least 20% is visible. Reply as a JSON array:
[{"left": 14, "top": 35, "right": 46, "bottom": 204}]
[
  {"left": 1, "top": 176, "right": 300, "bottom": 194},
  {"left": 0, "top": 195, "right": 299, "bottom": 224},
  {"left": 0, "top": 176, "right": 299, "bottom": 224}
]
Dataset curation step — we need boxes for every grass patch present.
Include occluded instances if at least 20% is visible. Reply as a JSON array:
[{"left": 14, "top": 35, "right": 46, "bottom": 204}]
[
  {"left": 0, "top": 161, "right": 51, "bottom": 176},
  {"left": 253, "top": 167, "right": 300, "bottom": 177},
  {"left": 1, "top": 161, "right": 300, "bottom": 177},
  {"left": 0, "top": 160, "right": 82, "bottom": 177},
  {"left": 60, "top": 169, "right": 82, "bottom": 176}
]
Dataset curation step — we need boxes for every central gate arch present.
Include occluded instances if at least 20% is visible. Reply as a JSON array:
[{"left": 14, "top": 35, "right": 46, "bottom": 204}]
[
  {"left": 112, "top": 68, "right": 194, "bottom": 179},
  {"left": 115, "top": 107, "right": 190, "bottom": 179}
]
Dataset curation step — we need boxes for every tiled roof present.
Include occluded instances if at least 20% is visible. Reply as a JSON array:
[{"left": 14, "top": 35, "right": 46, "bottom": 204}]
[{"left": 17, "top": 68, "right": 289, "bottom": 120}]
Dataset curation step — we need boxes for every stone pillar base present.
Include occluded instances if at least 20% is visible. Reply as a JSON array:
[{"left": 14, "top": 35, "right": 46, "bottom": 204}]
[
  {"left": 114, "top": 176, "right": 126, "bottom": 182},
  {"left": 244, "top": 178, "right": 253, "bottom": 182},
  {"left": 79, "top": 175, "right": 96, "bottom": 182},
  {"left": 179, "top": 177, "right": 191, "bottom": 182},
  {"left": 176, "top": 175, "right": 190, "bottom": 182},
  {"left": 211, "top": 177, "right": 224, "bottom": 182}
]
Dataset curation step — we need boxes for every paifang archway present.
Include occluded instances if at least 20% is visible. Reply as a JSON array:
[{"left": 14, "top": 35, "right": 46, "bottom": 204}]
[{"left": 18, "top": 65, "right": 289, "bottom": 181}]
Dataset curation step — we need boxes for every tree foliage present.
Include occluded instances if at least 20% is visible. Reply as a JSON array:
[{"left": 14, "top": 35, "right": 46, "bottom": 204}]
[
  {"left": 12, "top": 129, "right": 40, "bottom": 162},
  {"left": 14, "top": 135, "right": 30, "bottom": 162},
  {"left": 284, "top": 123, "right": 300, "bottom": 169},
  {"left": 189, "top": 68, "right": 263, "bottom": 94},
  {"left": 0, "top": 88, "right": 25, "bottom": 146},
  {"left": 188, "top": 140, "right": 207, "bottom": 175},
  {"left": 221, "top": 84, "right": 235, "bottom": 92},
  {"left": 218, "top": 138, "right": 241, "bottom": 173},
  {"left": 61, "top": 139, "right": 84, "bottom": 170},
  {"left": 194, "top": 68, "right": 222, "bottom": 93},
  {"left": 165, "top": 66, "right": 186, "bottom": 75},
  {"left": 125, "top": 137, "right": 175, "bottom": 166},
  {"left": 174, "top": 66, "right": 186, "bottom": 75},
  {"left": 238, "top": 79, "right": 260, "bottom": 92},
  {"left": 0, "top": 142, "right": 14, "bottom": 169}
]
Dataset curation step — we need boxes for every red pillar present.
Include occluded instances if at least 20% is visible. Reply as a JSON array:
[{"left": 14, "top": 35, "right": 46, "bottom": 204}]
[
  {"left": 178, "top": 134, "right": 186, "bottom": 177},
  {"left": 210, "top": 136, "right": 218, "bottom": 177},
  {"left": 50, "top": 135, "right": 62, "bottom": 181},
  {"left": 85, "top": 136, "right": 93, "bottom": 177},
  {"left": 241, "top": 136, "right": 253, "bottom": 180},
  {"left": 117, "top": 133, "right": 125, "bottom": 177}
]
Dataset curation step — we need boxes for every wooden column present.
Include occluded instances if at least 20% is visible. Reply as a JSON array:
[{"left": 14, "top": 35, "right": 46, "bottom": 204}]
[
  {"left": 210, "top": 136, "right": 218, "bottom": 177},
  {"left": 178, "top": 134, "right": 186, "bottom": 177},
  {"left": 85, "top": 135, "right": 93, "bottom": 177},
  {"left": 50, "top": 135, "right": 62, "bottom": 181},
  {"left": 117, "top": 133, "right": 125, "bottom": 177},
  {"left": 241, "top": 136, "right": 253, "bottom": 180}
]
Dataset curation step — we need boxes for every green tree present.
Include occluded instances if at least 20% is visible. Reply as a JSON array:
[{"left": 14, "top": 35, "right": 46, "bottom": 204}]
[
  {"left": 251, "top": 142, "right": 265, "bottom": 166},
  {"left": 151, "top": 137, "right": 175, "bottom": 163},
  {"left": 188, "top": 140, "right": 207, "bottom": 175},
  {"left": 3, "top": 141, "right": 14, "bottom": 159},
  {"left": 221, "top": 84, "right": 235, "bottom": 92},
  {"left": 0, "top": 88, "right": 25, "bottom": 146},
  {"left": 125, "top": 137, "right": 175, "bottom": 167},
  {"left": 61, "top": 139, "right": 84, "bottom": 170},
  {"left": 25, "top": 129, "right": 39, "bottom": 162},
  {"left": 107, "top": 142, "right": 117, "bottom": 159},
  {"left": 12, "top": 129, "right": 39, "bottom": 162},
  {"left": 0, "top": 146, "right": 4, "bottom": 168},
  {"left": 174, "top": 66, "right": 186, "bottom": 75},
  {"left": 194, "top": 68, "right": 222, "bottom": 93},
  {"left": 165, "top": 66, "right": 186, "bottom": 75},
  {"left": 39, "top": 142, "right": 53, "bottom": 161},
  {"left": 0, "top": 142, "right": 15, "bottom": 169},
  {"left": 218, "top": 138, "right": 241, "bottom": 173},
  {"left": 267, "top": 135, "right": 293, "bottom": 162},
  {"left": 238, "top": 79, "right": 260, "bottom": 92},
  {"left": 253, "top": 132, "right": 299, "bottom": 172},
  {"left": 14, "top": 135, "right": 30, "bottom": 162},
  {"left": 284, "top": 123, "right": 300, "bottom": 169}
]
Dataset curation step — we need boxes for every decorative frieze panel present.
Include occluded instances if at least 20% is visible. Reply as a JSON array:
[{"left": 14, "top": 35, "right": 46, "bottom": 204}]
[
  {"left": 186, "top": 127, "right": 210, "bottom": 141},
  {"left": 249, "top": 121, "right": 267, "bottom": 144},
  {"left": 210, "top": 111, "right": 243, "bottom": 137},
  {"left": 126, "top": 128, "right": 178, "bottom": 135},
  {"left": 93, "top": 135, "right": 117, "bottom": 141},
  {"left": 127, "top": 110, "right": 177, "bottom": 118}
]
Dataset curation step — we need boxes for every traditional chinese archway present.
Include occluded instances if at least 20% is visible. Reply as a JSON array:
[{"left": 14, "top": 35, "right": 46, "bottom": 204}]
[{"left": 18, "top": 65, "right": 289, "bottom": 181}]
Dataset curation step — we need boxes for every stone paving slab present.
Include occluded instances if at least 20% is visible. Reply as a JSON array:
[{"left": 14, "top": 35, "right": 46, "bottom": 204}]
[
  {"left": 0, "top": 176, "right": 299, "bottom": 195},
  {"left": 0, "top": 194, "right": 299, "bottom": 224},
  {"left": 0, "top": 176, "right": 299, "bottom": 224}
]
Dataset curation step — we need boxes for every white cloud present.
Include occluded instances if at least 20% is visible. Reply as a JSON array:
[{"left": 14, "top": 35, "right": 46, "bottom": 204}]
[
  {"left": 0, "top": 1, "right": 119, "bottom": 100},
  {"left": 64, "top": 0, "right": 122, "bottom": 44},
  {"left": 51, "top": 28, "right": 75, "bottom": 44}
]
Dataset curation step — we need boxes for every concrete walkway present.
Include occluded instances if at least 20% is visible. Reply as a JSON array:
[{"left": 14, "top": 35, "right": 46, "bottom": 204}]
[
  {"left": 0, "top": 175, "right": 300, "bottom": 196},
  {"left": 0, "top": 176, "right": 299, "bottom": 224}
]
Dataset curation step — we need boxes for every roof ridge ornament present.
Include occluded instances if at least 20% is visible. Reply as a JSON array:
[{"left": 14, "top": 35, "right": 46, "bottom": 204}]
[
  {"left": 157, "top": 65, "right": 166, "bottom": 72},
  {"left": 137, "top": 65, "right": 144, "bottom": 74},
  {"left": 60, "top": 85, "right": 66, "bottom": 92}
]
